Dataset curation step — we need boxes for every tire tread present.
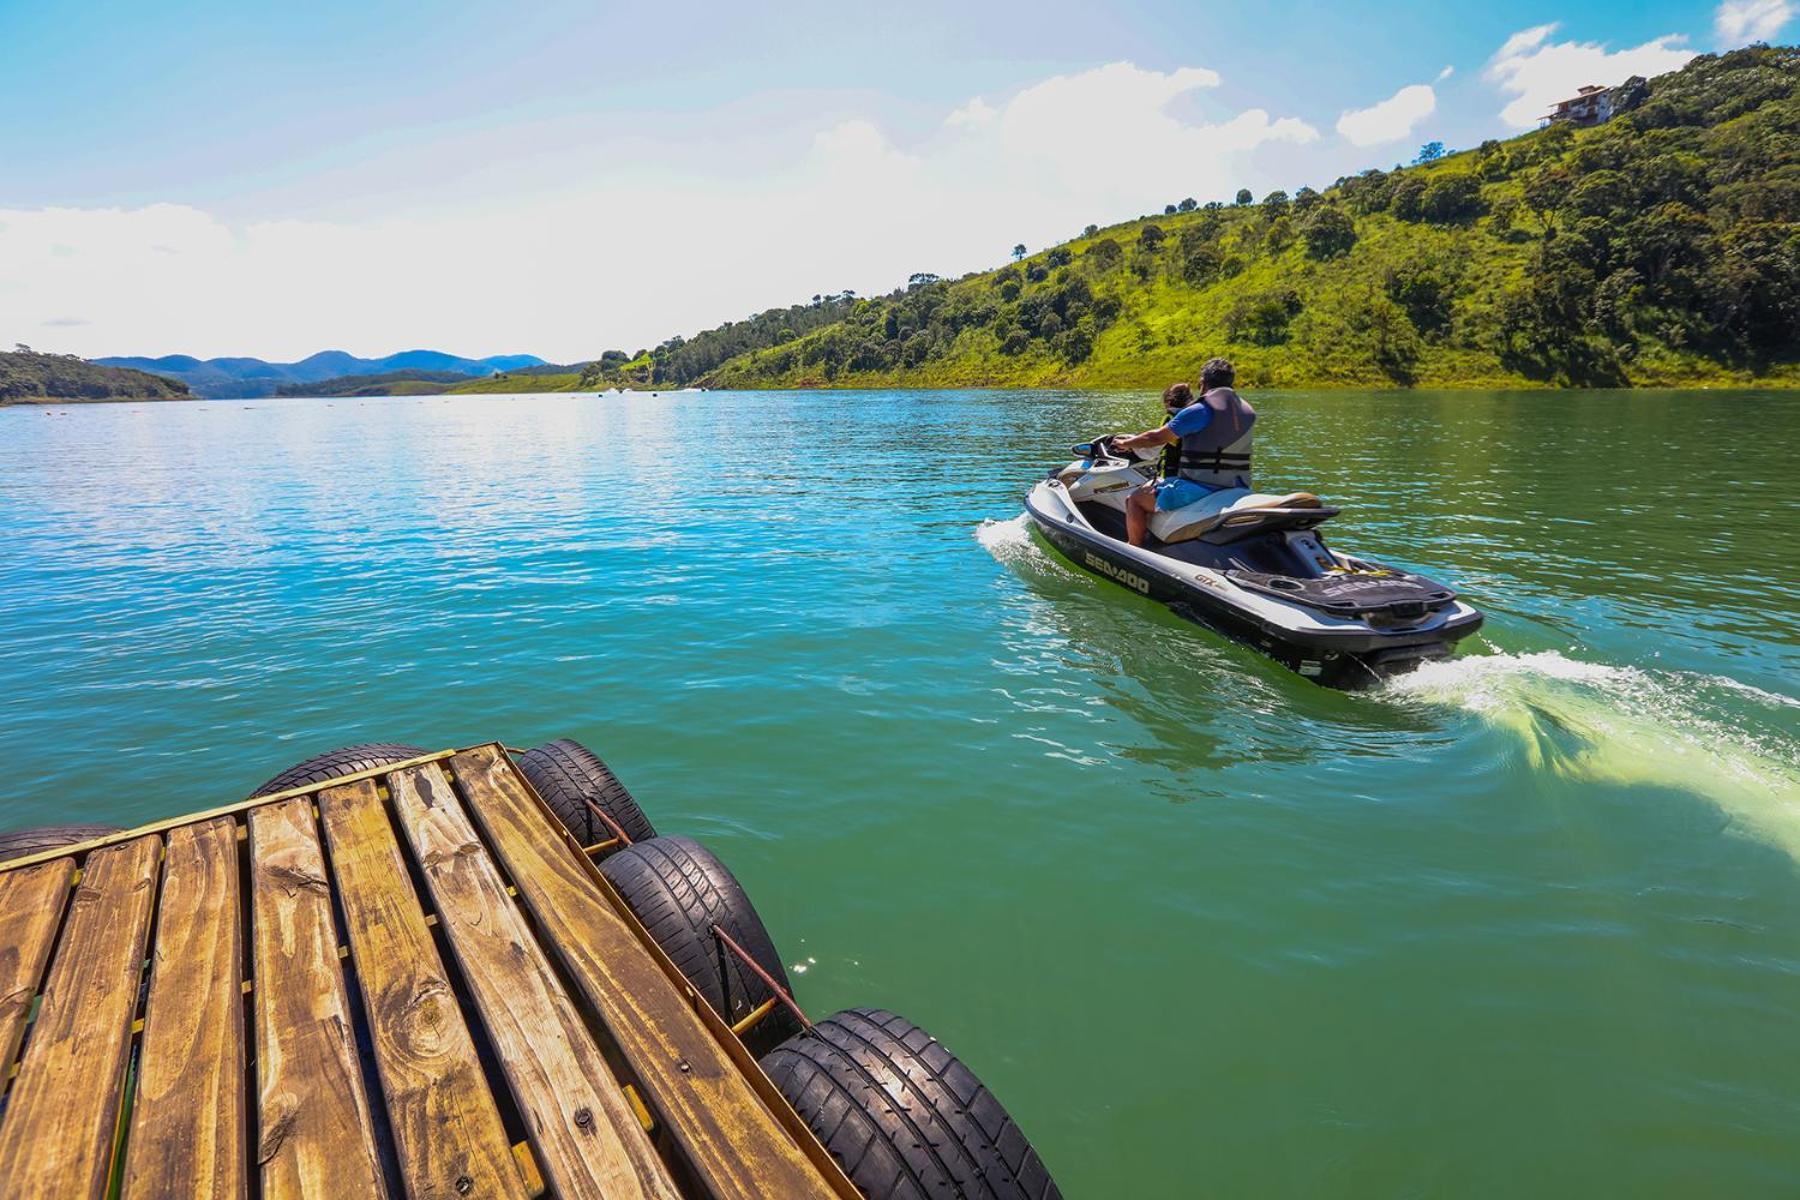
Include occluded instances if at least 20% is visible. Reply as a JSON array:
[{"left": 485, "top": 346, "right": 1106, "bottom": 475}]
[
  {"left": 761, "top": 1008, "right": 1062, "bottom": 1200},
  {"left": 517, "top": 738, "right": 656, "bottom": 848},
  {"left": 599, "top": 835, "right": 800, "bottom": 1054},
  {"left": 251, "top": 742, "right": 428, "bottom": 797}
]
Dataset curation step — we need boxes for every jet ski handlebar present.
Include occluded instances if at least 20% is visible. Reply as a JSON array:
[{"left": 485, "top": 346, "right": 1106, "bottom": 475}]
[
  {"left": 1074, "top": 434, "right": 1152, "bottom": 464},
  {"left": 1075, "top": 434, "right": 1124, "bottom": 461}
]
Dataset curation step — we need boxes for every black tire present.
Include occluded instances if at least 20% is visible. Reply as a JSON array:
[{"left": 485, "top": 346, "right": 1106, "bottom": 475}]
[
  {"left": 517, "top": 738, "right": 656, "bottom": 851},
  {"left": 599, "top": 835, "right": 802, "bottom": 1054},
  {"left": 251, "top": 742, "right": 428, "bottom": 797},
  {"left": 0, "top": 823, "right": 125, "bottom": 864},
  {"left": 761, "top": 1008, "right": 1062, "bottom": 1200}
]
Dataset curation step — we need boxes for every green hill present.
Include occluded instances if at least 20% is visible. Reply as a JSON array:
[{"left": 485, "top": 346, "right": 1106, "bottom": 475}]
[
  {"left": 276, "top": 370, "right": 476, "bottom": 397},
  {"left": 0, "top": 350, "right": 191, "bottom": 403},
  {"left": 578, "top": 294, "right": 860, "bottom": 390},
  {"left": 690, "top": 46, "right": 1796, "bottom": 391},
  {"left": 447, "top": 371, "right": 586, "bottom": 393}
]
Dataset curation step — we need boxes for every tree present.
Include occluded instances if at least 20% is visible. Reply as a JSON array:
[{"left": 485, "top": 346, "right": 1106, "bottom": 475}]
[
  {"left": 1704, "top": 220, "right": 1800, "bottom": 360},
  {"left": 1301, "top": 207, "right": 1357, "bottom": 259},
  {"left": 1178, "top": 197, "right": 1197, "bottom": 212},
  {"left": 1415, "top": 141, "right": 1446, "bottom": 164},
  {"left": 1085, "top": 238, "right": 1124, "bottom": 269},
  {"left": 1262, "top": 190, "right": 1290, "bottom": 218},
  {"left": 1056, "top": 327, "right": 1094, "bottom": 363},
  {"left": 1419, "top": 173, "right": 1486, "bottom": 223},
  {"left": 908, "top": 272, "right": 941, "bottom": 288},
  {"left": 1164, "top": 203, "right": 1178, "bottom": 215},
  {"left": 1138, "top": 224, "right": 1166, "bottom": 249},
  {"left": 1180, "top": 243, "right": 1223, "bottom": 284},
  {"left": 1235, "top": 188, "right": 1253, "bottom": 205},
  {"left": 1083, "top": 224, "right": 1099, "bottom": 237},
  {"left": 1385, "top": 259, "right": 1457, "bottom": 334},
  {"left": 1012, "top": 244, "right": 1027, "bottom": 261},
  {"left": 1046, "top": 246, "right": 1073, "bottom": 268},
  {"left": 1264, "top": 214, "right": 1295, "bottom": 253},
  {"left": 1225, "top": 289, "right": 1303, "bottom": 344},
  {"left": 1522, "top": 165, "right": 1573, "bottom": 229},
  {"left": 1357, "top": 294, "right": 1422, "bottom": 383},
  {"left": 1489, "top": 197, "right": 1520, "bottom": 235},
  {"left": 1389, "top": 174, "right": 1427, "bottom": 221},
  {"left": 1292, "top": 186, "right": 1320, "bottom": 214}
]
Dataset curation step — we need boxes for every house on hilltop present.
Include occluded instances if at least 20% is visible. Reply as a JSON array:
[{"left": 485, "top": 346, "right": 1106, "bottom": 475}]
[{"left": 1544, "top": 85, "right": 1614, "bottom": 127}]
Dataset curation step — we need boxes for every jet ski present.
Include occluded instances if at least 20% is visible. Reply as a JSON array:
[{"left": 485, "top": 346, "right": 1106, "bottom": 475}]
[{"left": 1023, "top": 435, "right": 1483, "bottom": 688}]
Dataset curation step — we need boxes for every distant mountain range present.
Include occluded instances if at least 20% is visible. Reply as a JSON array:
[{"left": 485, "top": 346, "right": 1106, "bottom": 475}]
[{"left": 93, "top": 350, "right": 546, "bottom": 398}]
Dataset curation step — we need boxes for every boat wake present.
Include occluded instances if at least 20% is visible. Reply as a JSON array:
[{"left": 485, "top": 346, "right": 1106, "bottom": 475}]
[
  {"left": 975, "top": 514, "right": 1068, "bottom": 577},
  {"left": 1386, "top": 650, "right": 1800, "bottom": 858}
]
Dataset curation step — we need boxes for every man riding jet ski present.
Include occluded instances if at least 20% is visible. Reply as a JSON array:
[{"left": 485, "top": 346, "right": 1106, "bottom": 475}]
[
  {"left": 1115, "top": 361, "right": 1256, "bottom": 547},
  {"left": 1023, "top": 359, "right": 1483, "bottom": 689}
]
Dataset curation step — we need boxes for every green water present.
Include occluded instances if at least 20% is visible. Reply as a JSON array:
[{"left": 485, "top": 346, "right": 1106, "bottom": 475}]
[{"left": 1, "top": 389, "right": 1796, "bottom": 1197}]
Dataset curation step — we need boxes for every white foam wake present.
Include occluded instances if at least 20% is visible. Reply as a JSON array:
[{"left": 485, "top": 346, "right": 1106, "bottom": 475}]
[
  {"left": 1386, "top": 650, "right": 1800, "bottom": 858},
  {"left": 975, "top": 514, "right": 1069, "bottom": 576}
]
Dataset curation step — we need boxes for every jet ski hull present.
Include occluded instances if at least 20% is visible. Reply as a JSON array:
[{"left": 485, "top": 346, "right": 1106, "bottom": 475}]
[{"left": 1024, "top": 480, "right": 1483, "bottom": 689}]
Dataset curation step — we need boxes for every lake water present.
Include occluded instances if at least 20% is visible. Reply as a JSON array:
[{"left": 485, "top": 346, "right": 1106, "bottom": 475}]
[{"left": 2, "top": 388, "right": 1797, "bottom": 1197}]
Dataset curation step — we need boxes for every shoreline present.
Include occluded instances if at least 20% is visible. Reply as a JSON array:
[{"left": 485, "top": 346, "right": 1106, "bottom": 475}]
[{"left": 6, "top": 379, "right": 1799, "bottom": 409}]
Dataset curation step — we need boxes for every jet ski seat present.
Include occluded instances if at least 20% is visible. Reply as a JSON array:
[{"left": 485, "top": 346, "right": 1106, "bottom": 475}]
[{"left": 1150, "top": 488, "right": 1324, "bottom": 544}]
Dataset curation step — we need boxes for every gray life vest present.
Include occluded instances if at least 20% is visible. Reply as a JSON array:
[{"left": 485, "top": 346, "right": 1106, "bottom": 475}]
[{"left": 1176, "top": 387, "right": 1255, "bottom": 488}]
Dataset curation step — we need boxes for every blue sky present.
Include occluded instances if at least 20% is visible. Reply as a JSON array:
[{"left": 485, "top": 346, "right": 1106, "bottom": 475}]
[{"left": 1, "top": 0, "right": 1791, "bottom": 360}]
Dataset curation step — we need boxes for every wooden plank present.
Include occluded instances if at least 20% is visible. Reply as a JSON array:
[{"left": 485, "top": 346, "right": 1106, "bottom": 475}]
[
  {"left": 387, "top": 762, "right": 677, "bottom": 1200},
  {"left": 449, "top": 745, "right": 847, "bottom": 1200},
  {"left": 248, "top": 798, "right": 388, "bottom": 1200},
  {"left": 0, "top": 746, "right": 463, "bottom": 875},
  {"left": 0, "top": 856, "right": 75, "bottom": 1080},
  {"left": 317, "top": 777, "right": 526, "bottom": 1200},
  {"left": 0, "top": 836, "right": 161, "bottom": 1200},
  {"left": 122, "top": 817, "right": 246, "bottom": 1200}
]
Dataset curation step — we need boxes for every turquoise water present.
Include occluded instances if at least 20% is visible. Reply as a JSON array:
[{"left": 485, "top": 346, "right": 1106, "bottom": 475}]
[{"left": 1, "top": 388, "right": 1797, "bottom": 1197}]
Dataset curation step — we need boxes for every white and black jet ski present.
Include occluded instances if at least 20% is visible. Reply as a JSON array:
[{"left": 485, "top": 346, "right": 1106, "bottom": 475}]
[{"left": 1024, "top": 435, "right": 1484, "bottom": 688}]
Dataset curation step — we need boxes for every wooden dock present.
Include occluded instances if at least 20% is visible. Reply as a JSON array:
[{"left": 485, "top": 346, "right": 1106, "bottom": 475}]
[{"left": 0, "top": 743, "right": 858, "bottom": 1199}]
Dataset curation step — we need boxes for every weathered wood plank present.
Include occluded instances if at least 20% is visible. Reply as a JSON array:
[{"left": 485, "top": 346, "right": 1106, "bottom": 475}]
[
  {"left": 0, "top": 836, "right": 161, "bottom": 1200},
  {"left": 122, "top": 817, "right": 247, "bottom": 1200},
  {"left": 387, "top": 762, "right": 677, "bottom": 1200},
  {"left": 0, "top": 856, "right": 75, "bottom": 1080},
  {"left": 248, "top": 798, "right": 388, "bottom": 1200},
  {"left": 450, "top": 745, "right": 845, "bottom": 1200},
  {"left": 318, "top": 777, "right": 526, "bottom": 1200}
]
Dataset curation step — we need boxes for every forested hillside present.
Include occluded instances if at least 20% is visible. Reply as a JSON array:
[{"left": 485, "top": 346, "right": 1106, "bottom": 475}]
[
  {"left": 580, "top": 293, "right": 858, "bottom": 389},
  {"left": 692, "top": 46, "right": 1796, "bottom": 391},
  {"left": 0, "top": 350, "right": 191, "bottom": 403}
]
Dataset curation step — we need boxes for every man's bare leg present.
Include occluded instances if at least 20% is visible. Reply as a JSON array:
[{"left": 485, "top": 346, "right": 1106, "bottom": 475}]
[{"left": 1126, "top": 484, "right": 1155, "bottom": 547}]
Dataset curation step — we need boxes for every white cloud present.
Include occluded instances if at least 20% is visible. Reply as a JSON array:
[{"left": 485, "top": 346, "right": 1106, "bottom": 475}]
[
  {"left": 1484, "top": 23, "right": 1696, "bottom": 128},
  {"left": 0, "top": 63, "right": 1321, "bottom": 361},
  {"left": 1336, "top": 83, "right": 1438, "bottom": 147},
  {"left": 1715, "top": 0, "right": 1795, "bottom": 45}
]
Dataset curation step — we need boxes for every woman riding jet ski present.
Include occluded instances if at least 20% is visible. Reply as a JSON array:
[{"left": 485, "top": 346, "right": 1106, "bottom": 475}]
[{"left": 1023, "top": 360, "right": 1483, "bottom": 689}]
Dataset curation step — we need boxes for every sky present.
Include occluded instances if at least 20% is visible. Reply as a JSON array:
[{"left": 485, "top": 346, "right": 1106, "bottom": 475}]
[{"left": 0, "top": 0, "right": 1792, "bottom": 362}]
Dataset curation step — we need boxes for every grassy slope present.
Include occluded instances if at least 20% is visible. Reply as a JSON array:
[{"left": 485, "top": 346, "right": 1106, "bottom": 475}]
[
  {"left": 445, "top": 372, "right": 587, "bottom": 393},
  {"left": 703, "top": 51, "right": 1797, "bottom": 391}
]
